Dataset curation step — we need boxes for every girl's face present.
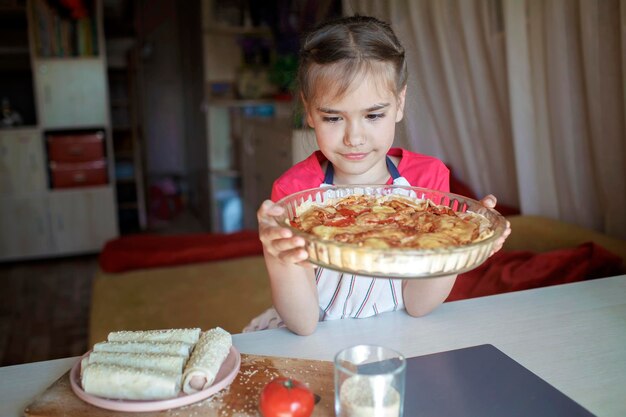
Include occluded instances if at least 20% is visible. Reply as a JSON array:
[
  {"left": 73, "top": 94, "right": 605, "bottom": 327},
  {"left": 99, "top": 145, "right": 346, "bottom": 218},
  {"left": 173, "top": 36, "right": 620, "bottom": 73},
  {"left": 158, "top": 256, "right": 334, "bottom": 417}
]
[{"left": 305, "top": 73, "right": 406, "bottom": 185}]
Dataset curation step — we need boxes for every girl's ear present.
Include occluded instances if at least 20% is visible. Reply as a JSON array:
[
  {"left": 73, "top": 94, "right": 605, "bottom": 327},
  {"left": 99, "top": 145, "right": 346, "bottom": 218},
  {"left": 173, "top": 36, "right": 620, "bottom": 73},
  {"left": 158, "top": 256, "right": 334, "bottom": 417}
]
[
  {"left": 301, "top": 93, "right": 315, "bottom": 128},
  {"left": 395, "top": 86, "right": 407, "bottom": 123}
]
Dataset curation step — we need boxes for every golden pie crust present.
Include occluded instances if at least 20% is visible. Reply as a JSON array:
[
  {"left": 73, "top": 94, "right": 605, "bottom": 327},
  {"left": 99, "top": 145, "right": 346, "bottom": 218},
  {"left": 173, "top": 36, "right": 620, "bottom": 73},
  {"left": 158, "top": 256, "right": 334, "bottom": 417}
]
[{"left": 277, "top": 186, "right": 506, "bottom": 278}]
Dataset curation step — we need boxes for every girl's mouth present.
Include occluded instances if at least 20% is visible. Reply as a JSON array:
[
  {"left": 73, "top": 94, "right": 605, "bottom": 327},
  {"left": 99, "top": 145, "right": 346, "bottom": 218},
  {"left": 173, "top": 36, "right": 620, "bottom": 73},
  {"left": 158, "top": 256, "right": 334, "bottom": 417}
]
[{"left": 341, "top": 152, "right": 369, "bottom": 161}]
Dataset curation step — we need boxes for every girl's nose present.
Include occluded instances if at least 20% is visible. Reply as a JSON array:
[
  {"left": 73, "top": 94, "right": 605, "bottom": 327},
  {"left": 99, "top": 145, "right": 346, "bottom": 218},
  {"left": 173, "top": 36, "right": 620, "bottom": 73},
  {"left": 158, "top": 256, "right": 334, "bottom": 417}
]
[{"left": 344, "top": 122, "right": 366, "bottom": 147}]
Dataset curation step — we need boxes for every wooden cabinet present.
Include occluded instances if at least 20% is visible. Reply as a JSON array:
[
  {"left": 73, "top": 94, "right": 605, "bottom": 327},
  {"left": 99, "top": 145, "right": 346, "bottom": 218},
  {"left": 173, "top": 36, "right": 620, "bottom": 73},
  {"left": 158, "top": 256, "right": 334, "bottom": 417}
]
[
  {"left": 240, "top": 116, "right": 293, "bottom": 230},
  {"left": 192, "top": 103, "right": 242, "bottom": 233},
  {"left": 33, "top": 59, "right": 109, "bottom": 128},
  {"left": 108, "top": 55, "right": 147, "bottom": 235},
  {"left": 193, "top": 101, "right": 293, "bottom": 233},
  {"left": 0, "top": 188, "right": 116, "bottom": 260},
  {"left": 194, "top": 0, "right": 276, "bottom": 233},
  {"left": 0, "top": 129, "right": 47, "bottom": 194},
  {"left": 0, "top": 195, "right": 51, "bottom": 259},
  {"left": 0, "top": 0, "right": 118, "bottom": 261},
  {"left": 0, "top": 130, "right": 51, "bottom": 260},
  {"left": 48, "top": 188, "right": 117, "bottom": 254}
]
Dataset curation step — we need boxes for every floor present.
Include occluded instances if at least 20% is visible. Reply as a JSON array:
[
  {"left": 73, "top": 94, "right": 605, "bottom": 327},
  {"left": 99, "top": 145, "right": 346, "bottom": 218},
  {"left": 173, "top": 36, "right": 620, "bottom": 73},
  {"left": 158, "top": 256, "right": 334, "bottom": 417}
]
[
  {"left": 0, "top": 209, "right": 206, "bottom": 366},
  {"left": 0, "top": 255, "right": 98, "bottom": 366}
]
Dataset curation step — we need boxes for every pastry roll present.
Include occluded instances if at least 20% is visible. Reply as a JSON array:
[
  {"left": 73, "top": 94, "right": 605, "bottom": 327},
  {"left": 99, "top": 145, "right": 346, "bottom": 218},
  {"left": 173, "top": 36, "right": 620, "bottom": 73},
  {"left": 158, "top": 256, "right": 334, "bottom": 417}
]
[
  {"left": 81, "top": 351, "right": 186, "bottom": 375},
  {"left": 107, "top": 328, "right": 201, "bottom": 345},
  {"left": 182, "top": 327, "right": 232, "bottom": 394},
  {"left": 93, "top": 341, "right": 192, "bottom": 358},
  {"left": 82, "top": 363, "right": 181, "bottom": 400}
]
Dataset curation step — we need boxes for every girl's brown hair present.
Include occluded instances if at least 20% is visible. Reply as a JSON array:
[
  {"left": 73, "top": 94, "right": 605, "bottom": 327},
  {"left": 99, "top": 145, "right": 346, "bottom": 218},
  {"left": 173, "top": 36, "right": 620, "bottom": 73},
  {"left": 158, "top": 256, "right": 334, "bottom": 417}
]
[{"left": 297, "top": 15, "right": 407, "bottom": 107}]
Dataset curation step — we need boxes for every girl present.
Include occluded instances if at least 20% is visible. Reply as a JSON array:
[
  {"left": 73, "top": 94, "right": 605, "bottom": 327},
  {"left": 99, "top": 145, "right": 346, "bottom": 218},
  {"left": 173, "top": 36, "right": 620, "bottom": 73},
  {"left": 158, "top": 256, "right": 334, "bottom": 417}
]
[{"left": 250, "top": 15, "right": 510, "bottom": 335}]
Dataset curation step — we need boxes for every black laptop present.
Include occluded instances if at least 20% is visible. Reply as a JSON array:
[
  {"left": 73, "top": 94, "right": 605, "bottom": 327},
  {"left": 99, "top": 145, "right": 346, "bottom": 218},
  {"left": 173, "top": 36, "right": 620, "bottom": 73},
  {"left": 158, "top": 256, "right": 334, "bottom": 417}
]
[{"left": 401, "top": 344, "right": 595, "bottom": 417}]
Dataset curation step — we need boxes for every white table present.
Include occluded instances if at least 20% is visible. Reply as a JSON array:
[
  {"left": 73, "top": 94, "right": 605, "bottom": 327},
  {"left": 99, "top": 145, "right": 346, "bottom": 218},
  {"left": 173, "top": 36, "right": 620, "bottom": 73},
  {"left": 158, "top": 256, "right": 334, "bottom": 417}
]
[
  {"left": 2, "top": 275, "right": 625, "bottom": 417},
  {"left": 0, "top": 356, "right": 78, "bottom": 417}
]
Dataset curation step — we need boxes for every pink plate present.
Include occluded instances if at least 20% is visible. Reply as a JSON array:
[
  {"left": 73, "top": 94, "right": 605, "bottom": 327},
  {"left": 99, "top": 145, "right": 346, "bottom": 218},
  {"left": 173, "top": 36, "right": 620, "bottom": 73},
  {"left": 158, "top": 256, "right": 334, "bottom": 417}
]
[{"left": 70, "top": 346, "right": 241, "bottom": 412}]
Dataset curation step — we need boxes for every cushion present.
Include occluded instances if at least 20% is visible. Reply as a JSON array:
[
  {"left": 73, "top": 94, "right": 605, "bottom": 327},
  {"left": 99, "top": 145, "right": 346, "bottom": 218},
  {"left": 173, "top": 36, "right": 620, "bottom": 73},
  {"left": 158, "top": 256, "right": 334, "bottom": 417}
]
[
  {"left": 447, "top": 242, "right": 623, "bottom": 302},
  {"left": 99, "top": 230, "right": 264, "bottom": 273},
  {"left": 505, "top": 215, "right": 626, "bottom": 268}
]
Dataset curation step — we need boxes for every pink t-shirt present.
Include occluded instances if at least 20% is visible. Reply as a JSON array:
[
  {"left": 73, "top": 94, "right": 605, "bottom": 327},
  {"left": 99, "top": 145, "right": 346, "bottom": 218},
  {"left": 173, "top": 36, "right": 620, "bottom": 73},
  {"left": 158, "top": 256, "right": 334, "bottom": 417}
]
[{"left": 271, "top": 148, "right": 450, "bottom": 202}]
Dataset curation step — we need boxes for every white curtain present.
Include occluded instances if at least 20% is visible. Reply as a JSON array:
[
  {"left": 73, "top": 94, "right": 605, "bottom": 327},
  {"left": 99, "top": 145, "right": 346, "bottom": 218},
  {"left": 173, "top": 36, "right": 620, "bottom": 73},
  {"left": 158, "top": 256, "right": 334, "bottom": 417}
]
[
  {"left": 344, "top": 0, "right": 626, "bottom": 239},
  {"left": 504, "top": 0, "right": 626, "bottom": 237}
]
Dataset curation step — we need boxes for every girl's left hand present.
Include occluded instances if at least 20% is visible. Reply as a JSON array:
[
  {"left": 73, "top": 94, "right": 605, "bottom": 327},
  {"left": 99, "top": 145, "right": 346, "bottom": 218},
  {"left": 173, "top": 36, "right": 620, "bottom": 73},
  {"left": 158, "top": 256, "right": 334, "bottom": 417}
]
[{"left": 480, "top": 194, "right": 511, "bottom": 256}]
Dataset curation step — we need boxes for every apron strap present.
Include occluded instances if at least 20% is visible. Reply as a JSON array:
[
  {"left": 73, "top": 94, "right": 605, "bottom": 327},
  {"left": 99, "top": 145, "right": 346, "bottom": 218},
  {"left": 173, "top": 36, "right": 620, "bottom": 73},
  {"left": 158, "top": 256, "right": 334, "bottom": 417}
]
[
  {"left": 322, "top": 156, "right": 401, "bottom": 185},
  {"left": 385, "top": 156, "right": 401, "bottom": 180},
  {"left": 323, "top": 161, "right": 335, "bottom": 185}
]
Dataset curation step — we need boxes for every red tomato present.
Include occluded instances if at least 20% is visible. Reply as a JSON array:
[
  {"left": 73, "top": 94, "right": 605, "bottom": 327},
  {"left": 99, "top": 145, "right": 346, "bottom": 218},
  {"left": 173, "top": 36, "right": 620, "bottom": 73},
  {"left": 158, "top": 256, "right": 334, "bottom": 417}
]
[{"left": 259, "top": 377, "right": 315, "bottom": 417}]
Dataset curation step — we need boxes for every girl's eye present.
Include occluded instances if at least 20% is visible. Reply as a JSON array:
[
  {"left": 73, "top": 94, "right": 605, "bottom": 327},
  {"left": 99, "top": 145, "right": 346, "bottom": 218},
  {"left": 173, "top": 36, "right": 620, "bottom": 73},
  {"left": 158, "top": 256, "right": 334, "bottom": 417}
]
[
  {"left": 322, "top": 116, "right": 341, "bottom": 123},
  {"left": 366, "top": 113, "right": 385, "bottom": 121}
]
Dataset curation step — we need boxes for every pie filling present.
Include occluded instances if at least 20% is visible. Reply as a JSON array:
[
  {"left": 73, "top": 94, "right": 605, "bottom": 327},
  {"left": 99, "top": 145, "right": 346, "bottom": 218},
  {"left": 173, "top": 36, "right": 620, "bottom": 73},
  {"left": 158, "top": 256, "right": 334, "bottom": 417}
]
[{"left": 290, "top": 194, "right": 493, "bottom": 250}]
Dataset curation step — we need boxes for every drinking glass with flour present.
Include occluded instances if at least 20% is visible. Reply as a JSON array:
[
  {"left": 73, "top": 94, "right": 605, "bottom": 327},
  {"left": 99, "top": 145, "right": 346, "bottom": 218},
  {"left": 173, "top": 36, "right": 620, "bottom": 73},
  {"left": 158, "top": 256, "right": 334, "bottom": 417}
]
[{"left": 334, "top": 345, "right": 406, "bottom": 417}]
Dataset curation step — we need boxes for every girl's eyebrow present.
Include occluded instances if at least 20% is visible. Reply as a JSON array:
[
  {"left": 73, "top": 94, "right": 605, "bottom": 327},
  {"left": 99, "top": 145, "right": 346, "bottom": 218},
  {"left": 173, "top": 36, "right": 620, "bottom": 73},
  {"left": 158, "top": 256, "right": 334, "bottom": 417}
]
[
  {"left": 317, "top": 103, "right": 390, "bottom": 113},
  {"left": 365, "top": 103, "right": 390, "bottom": 112}
]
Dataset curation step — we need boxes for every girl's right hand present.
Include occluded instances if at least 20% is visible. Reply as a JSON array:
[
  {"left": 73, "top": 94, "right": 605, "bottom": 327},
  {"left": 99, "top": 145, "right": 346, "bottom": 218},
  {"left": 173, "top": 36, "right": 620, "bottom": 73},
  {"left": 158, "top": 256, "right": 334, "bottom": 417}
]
[{"left": 257, "top": 200, "right": 309, "bottom": 265}]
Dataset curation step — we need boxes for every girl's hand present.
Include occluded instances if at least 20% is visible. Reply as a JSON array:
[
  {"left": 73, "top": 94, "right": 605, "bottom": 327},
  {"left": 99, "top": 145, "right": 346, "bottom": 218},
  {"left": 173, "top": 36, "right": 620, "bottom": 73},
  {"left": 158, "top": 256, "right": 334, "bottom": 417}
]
[
  {"left": 480, "top": 194, "right": 512, "bottom": 256},
  {"left": 257, "top": 200, "right": 310, "bottom": 265}
]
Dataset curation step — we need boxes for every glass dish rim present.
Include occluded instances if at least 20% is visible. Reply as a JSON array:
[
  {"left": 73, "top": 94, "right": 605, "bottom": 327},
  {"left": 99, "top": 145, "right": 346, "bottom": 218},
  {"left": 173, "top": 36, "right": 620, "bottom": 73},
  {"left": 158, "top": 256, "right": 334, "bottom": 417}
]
[{"left": 275, "top": 184, "right": 508, "bottom": 258}]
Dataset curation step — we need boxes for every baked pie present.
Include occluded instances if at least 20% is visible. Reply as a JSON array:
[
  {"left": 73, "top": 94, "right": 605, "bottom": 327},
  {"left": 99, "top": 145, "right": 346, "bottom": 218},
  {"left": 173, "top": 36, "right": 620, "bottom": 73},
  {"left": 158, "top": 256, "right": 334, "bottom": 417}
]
[{"left": 277, "top": 186, "right": 507, "bottom": 278}]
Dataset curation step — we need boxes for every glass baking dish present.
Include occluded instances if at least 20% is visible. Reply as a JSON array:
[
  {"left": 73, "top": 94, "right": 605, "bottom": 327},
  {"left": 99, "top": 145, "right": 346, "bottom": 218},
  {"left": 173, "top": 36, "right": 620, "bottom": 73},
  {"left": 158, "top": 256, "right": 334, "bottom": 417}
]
[{"left": 275, "top": 185, "right": 508, "bottom": 278}]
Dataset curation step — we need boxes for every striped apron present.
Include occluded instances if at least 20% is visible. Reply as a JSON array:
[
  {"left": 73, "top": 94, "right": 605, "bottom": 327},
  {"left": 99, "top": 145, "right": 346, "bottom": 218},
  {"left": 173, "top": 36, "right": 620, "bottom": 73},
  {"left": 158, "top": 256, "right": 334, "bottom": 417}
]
[{"left": 243, "top": 157, "right": 408, "bottom": 331}]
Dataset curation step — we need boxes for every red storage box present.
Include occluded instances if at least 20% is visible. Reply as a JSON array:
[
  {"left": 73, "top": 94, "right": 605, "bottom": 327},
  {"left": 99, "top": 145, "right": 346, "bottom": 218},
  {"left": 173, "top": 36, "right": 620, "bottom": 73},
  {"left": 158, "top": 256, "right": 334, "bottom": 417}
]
[
  {"left": 47, "top": 132, "right": 105, "bottom": 163},
  {"left": 50, "top": 160, "right": 108, "bottom": 188}
]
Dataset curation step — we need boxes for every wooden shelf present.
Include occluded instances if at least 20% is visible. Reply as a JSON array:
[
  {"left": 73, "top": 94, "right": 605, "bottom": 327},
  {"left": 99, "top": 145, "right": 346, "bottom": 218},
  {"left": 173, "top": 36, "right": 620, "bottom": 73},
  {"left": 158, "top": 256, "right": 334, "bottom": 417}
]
[
  {"left": 0, "top": 0, "right": 119, "bottom": 261},
  {"left": 29, "top": 0, "right": 100, "bottom": 58},
  {"left": 106, "top": 41, "right": 147, "bottom": 235}
]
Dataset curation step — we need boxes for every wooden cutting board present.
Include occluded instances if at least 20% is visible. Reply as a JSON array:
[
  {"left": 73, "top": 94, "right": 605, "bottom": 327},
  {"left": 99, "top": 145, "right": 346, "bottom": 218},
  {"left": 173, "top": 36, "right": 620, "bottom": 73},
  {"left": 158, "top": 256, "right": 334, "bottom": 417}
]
[{"left": 24, "top": 354, "right": 335, "bottom": 417}]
